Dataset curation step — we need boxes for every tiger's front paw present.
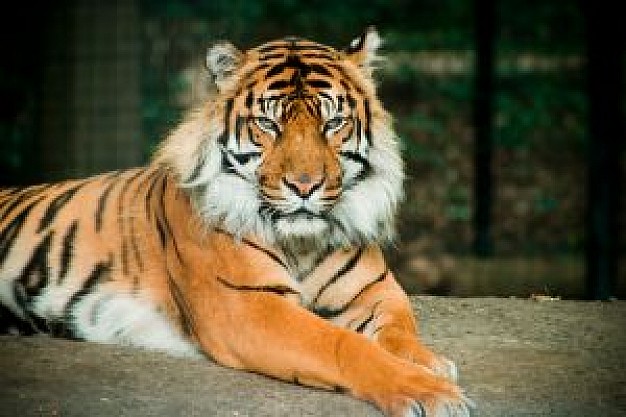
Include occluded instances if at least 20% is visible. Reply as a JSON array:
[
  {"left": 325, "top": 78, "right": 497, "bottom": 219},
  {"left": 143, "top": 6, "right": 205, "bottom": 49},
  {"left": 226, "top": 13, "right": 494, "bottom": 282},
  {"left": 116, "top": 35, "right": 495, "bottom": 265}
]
[
  {"left": 399, "top": 393, "right": 473, "bottom": 417},
  {"left": 428, "top": 354, "right": 458, "bottom": 382},
  {"left": 377, "top": 332, "right": 459, "bottom": 382},
  {"left": 368, "top": 366, "right": 473, "bottom": 417}
]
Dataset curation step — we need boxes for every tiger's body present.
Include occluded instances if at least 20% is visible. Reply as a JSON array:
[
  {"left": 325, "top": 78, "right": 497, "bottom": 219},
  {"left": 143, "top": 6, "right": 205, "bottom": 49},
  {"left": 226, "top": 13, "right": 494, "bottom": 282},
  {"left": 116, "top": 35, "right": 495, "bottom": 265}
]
[{"left": 0, "top": 29, "right": 471, "bottom": 416}]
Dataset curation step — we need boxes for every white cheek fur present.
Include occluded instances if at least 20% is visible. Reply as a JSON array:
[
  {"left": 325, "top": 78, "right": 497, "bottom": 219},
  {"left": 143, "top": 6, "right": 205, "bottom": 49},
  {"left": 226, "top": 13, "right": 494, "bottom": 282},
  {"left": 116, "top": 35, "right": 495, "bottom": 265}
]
[
  {"left": 164, "top": 98, "right": 403, "bottom": 261},
  {"left": 187, "top": 120, "right": 402, "bottom": 252}
]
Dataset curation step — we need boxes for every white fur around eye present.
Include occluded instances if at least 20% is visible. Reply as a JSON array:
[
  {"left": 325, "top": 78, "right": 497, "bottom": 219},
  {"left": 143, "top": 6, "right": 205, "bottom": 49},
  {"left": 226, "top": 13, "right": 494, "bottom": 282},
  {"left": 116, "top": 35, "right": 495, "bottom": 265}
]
[
  {"left": 323, "top": 117, "right": 346, "bottom": 135},
  {"left": 253, "top": 116, "right": 280, "bottom": 135}
]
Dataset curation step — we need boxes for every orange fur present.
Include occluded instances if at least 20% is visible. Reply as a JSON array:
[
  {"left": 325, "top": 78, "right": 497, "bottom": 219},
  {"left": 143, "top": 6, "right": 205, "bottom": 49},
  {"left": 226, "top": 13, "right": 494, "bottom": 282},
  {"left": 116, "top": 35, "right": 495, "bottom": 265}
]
[{"left": 0, "top": 29, "right": 470, "bottom": 416}]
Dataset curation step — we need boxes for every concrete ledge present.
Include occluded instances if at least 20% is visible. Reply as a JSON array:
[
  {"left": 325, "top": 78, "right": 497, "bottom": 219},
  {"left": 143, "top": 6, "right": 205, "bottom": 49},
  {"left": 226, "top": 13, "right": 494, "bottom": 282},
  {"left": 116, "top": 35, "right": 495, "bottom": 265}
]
[{"left": 1, "top": 297, "right": 625, "bottom": 416}]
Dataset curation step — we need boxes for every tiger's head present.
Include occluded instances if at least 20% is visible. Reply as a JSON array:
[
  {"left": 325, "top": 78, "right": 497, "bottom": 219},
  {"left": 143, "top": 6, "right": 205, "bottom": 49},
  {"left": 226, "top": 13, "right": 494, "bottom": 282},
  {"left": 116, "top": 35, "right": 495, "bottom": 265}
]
[{"left": 158, "top": 28, "right": 403, "bottom": 252}]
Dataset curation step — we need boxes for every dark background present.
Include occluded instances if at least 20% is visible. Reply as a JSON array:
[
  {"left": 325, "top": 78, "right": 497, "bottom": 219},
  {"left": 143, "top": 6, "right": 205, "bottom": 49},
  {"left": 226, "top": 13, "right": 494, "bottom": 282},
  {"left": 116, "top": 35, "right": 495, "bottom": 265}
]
[{"left": 0, "top": 0, "right": 623, "bottom": 299}]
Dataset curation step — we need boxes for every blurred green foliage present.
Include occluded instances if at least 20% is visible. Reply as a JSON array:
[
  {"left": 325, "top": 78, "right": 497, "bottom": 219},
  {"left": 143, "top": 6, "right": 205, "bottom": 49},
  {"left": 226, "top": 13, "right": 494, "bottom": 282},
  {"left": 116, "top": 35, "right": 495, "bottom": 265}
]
[
  {"left": 1, "top": 0, "right": 595, "bottom": 256},
  {"left": 142, "top": 0, "right": 474, "bottom": 49},
  {"left": 140, "top": 0, "right": 587, "bottom": 156},
  {"left": 495, "top": 73, "right": 587, "bottom": 150}
]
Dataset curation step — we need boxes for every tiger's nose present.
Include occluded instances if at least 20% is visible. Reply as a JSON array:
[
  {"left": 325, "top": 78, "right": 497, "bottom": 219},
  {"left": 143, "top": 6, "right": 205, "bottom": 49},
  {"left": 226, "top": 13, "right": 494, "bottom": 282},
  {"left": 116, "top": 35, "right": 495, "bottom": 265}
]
[{"left": 283, "top": 172, "right": 325, "bottom": 198}]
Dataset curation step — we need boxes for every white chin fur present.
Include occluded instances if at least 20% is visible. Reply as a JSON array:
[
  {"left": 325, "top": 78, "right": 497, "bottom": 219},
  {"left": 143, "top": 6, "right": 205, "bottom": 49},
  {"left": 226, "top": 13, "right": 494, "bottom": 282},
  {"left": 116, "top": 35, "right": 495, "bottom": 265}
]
[{"left": 275, "top": 216, "right": 329, "bottom": 240}]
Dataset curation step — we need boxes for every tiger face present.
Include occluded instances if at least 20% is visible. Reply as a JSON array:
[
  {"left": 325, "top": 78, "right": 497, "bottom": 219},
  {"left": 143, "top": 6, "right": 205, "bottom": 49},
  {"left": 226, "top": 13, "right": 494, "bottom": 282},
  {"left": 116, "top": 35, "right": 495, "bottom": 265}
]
[{"left": 159, "top": 28, "right": 403, "bottom": 252}]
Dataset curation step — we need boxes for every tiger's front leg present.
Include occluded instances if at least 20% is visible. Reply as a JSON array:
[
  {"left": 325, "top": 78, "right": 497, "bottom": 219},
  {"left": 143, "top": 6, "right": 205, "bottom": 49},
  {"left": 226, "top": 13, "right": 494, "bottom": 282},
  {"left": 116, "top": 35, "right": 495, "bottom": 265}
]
[
  {"left": 178, "top": 275, "right": 469, "bottom": 417},
  {"left": 340, "top": 271, "right": 459, "bottom": 382},
  {"left": 304, "top": 246, "right": 460, "bottom": 382}
]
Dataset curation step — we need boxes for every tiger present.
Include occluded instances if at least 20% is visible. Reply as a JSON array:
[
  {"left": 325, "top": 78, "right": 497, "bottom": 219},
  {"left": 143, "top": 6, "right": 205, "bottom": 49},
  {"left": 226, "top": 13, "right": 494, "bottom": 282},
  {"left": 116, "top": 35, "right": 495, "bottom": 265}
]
[{"left": 0, "top": 28, "right": 472, "bottom": 417}]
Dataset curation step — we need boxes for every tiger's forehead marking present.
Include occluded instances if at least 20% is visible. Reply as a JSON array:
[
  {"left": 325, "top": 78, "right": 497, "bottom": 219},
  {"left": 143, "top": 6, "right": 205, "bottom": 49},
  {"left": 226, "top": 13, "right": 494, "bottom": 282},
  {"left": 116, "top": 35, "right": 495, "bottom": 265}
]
[
  {"left": 237, "top": 37, "right": 363, "bottom": 111},
  {"left": 254, "top": 37, "right": 338, "bottom": 58}
]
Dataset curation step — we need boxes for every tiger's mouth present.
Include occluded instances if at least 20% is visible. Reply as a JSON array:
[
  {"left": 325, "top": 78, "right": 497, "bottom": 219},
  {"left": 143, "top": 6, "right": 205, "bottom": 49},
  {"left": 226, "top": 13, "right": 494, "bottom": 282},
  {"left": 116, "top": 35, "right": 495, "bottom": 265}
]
[
  {"left": 259, "top": 196, "right": 334, "bottom": 239},
  {"left": 258, "top": 179, "right": 338, "bottom": 223},
  {"left": 275, "top": 207, "right": 325, "bottom": 221}
]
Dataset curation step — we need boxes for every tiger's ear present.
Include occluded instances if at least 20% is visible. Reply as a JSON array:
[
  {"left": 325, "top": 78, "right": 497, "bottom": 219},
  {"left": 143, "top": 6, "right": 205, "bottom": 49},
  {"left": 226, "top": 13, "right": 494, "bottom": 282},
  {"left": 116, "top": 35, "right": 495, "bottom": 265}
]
[
  {"left": 345, "top": 26, "right": 383, "bottom": 74},
  {"left": 206, "top": 42, "right": 243, "bottom": 91}
]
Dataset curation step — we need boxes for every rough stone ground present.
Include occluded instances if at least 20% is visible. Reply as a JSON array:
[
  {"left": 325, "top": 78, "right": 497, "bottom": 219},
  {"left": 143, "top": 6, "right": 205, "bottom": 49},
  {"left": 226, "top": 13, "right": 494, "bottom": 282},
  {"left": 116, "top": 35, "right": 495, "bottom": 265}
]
[{"left": 1, "top": 297, "right": 625, "bottom": 417}]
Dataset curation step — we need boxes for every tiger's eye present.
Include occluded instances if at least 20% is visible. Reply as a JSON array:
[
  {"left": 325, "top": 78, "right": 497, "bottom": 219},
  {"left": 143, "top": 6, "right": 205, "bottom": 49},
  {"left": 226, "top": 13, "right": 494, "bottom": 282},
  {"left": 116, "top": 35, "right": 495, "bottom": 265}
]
[
  {"left": 254, "top": 117, "right": 279, "bottom": 135},
  {"left": 323, "top": 117, "right": 345, "bottom": 134}
]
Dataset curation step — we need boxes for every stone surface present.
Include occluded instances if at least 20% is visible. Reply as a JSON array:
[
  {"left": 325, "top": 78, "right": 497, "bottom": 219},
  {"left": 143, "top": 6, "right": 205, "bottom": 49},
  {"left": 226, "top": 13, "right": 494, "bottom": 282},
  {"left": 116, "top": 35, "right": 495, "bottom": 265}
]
[{"left": 1, "top": 296, "right": 625, "bottom": 417}]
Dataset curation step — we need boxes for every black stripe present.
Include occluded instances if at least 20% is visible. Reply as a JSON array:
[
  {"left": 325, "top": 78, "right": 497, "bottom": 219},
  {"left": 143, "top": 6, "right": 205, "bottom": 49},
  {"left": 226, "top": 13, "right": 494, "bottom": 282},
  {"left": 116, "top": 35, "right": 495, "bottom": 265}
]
[
  {"left": 241, "top": 238, "right": 289, "bottom": 271},
  {"left": 259, "top": 53, "right": 285, "bottom": 61},
  {"left": 320, "top": 193, "right": 341, "bottom": 202},
  {"left": 355, "top": 313, "right": 375, "bottom": 333},
  {"left": 245, "top": 91, "right": 254, "bottom": 109},
  {"left": 218, "top": 98, "right": 234, "bottom": 145},
  {"left": 314, "top": 270, "right": 387, "bottom": 319},
  {"left": 216, "top": 276, "right": 298, "bottom": 296},
  {"left": 330, "top": 64, "right": 363, "bottom": 94},
  {"left": 144, "top": 172, "right": 163, "bottom": 221},
  {"left": 230, "top": 151, "right": 262, "bottom": 165},
  {"left": 341, "top": 122, "right": 355, "bottom": 145},
  {"left": 308, "top": 64, "right": 332, "bottom": 76},
  {"left": 346, "top": 94, "right": 356, "bottom": 109},
  {"left": 62, "top": 257, "right": 113, "bottom": 337},
  {"left": 186, "top": 156, "right": 205, "bottom": 184},
  {"left": 38, "top": 182, "right": 86, "bottom": 233},
  {"left": 157, "top": 176, "right": 172, "bottom": 245},
  {"left": 95, "top": 175, "right": 119, "bottom": 232},
  {"left": 156, "top": 218, "right": 167, "bottom": 249},
  {"left": 0, "top": 187, "right": 18, "bottom": 197},
  {"left": 89, "top": 293, "right": 115, "bottom": 326},
  {"left": 337, "top": 95, "right": 344, "bottom": 112},
  {"left": 117, "top": 171, "right": 145, "bottom": 275},
  {"left": 19, "top": 231, "right": 54, "bottom": 297},
  {"left": 306, "top": 79, "right": 332, "bottom": 89},
  {"left": 363, "top": 99, "right": 372, "bottom": 147},
  {"left": 248, "top": 125, "right": 262, "bottom": 147},
  {"left": 156, "top": 178, "right": 184, "bottom": 266},
  {"left": 118, "top": 170, "right": 145, "bottom": 218},
  {"left": 132, "top": 275, "right": 140, "bottom": 293},
  {"left": 303, "top": 98, "right": 320, "bottom": 119},
  {"left": 258, "top": 41, "right": 333, "bottom": 54},
  {"left": 301, "top": 53, "right": 335, "bottom": 60},
  {"left": 314, "top": 306, "right": 339, "bottom": 319},
  {"left": 131, "top": 169, "right": 156, "bottom": 202},
  {"left": 167, "top": 271, "right": 196, "bottom": 337},
  {"left": 317, "top": 91, "right": 334, "bottom": 103},
  {"left": 234, "top": 115, "right": 246, "bottom": 149},
  {"left": 0, "top": 190, "right": 24, "bottom": 217},
  {"left": 340, "top": 150, "right": 372, "bottom": 172},
  {"left": 58, "top": 220, "right": 79, "bottom": 284},
  {"left": 268, "top": 80, "right": 291, "bottom": 90},
  {"left": 0, "top": 303, "right": 36, "bottom": 335},
  {"left": 129, "top": 217, "right": 145, "bottom": 272},
  {"left": 214, "top": 229, "right": 289, "bottom": 271},
  {"left": 268, "top": 58, "right": 322, "bottom": 79},
  {"left": 354, "top": 299, "right": 383, "bottom": 333},
  {"left": 0, "top": 197, "right": 44, "bottom": 267},
  {"left": 170, "top": 233, "right": 185, "bottom": 267},
  {"left": 12, "top": 282, "right": 44, "bottom": 333},
  {"left": 311, "top": 248, "right": 363, "bottom": 305},
  {"left": 121, "top": 239, "right": 130, "bottom": 274},
  {"left": 221, "top": 152, "right": 249, "bottom": 181},
  {"left": 289, "top": 44, "right": 334, "bottom": 52},
  {"left": 355, "top": 118, "right": 363, "bottom": 147},
  {"left": 0, "top": 186, "right": 44, "bottom": 220},
  {"left": 257, "top": 43, "right": 288, "bottom": 54}
]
